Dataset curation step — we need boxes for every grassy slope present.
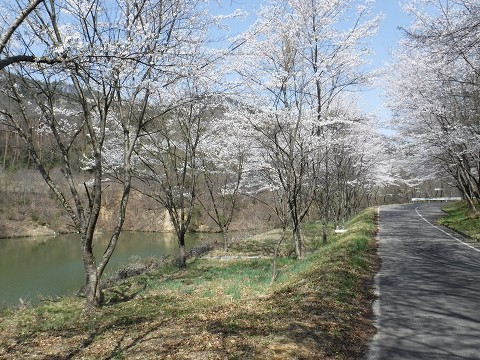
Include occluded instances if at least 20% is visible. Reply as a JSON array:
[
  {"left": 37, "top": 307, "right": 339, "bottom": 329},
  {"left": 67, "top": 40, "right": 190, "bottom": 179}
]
[
  {"left": 0, "top": 208, "right": 379, "bottom": 359},
  {"left": 438, "top": 201, "right": 480, "bottom": 242}
]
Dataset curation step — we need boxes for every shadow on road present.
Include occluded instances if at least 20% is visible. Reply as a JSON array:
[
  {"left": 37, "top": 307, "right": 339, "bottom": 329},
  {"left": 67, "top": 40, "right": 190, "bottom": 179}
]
[{"left": 369, "top": 203, "right": 480, "bottom": 360}]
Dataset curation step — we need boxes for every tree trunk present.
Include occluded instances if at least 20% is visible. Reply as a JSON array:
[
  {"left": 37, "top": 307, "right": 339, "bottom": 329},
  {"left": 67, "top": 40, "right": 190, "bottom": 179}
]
[
  {"left": 293, "top": 221, "right": 303, "bottom": 259},
  {"left": 178, "top": 232, "right": 187, "bottom": 269},
  {"left": 82, "top": 241, "right": 101, "bottom": 310},
  {"left": 3, "top": 131, "right": 8, "bottom": 168},
  {"left": 322, "top": 217, "right": 328, "bottom": 245},
  {"left": 222, "top": 226, "right": 228, "bottom": 252},
  {"left": 271, "top": 230, "right": 286, "bottom": 284},
  {"left": 84, "top": 270, "right": 100, "bottom": 310},
  {"left": 464, "top": 193, "right": 477, "bottom": 212},
  {"left": 457, "top": 171, "right": 477, "bottom": 212}
]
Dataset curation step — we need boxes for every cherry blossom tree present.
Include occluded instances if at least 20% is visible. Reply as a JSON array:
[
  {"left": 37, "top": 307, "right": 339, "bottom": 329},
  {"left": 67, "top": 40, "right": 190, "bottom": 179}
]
[
  {"left": 386, "top": 0, "right": 480, "bottom": 210},
  {"left": 127, "top": 0, "right": 246, "bottom": 268},
  {"left": 134, "top": 93, "right": 210, "bottom": 270},
  {"left": 197, "top": 106, "right": 251, "bottom": 251},
  {"left": 313, "top": 100, "right": 390, "bottom": 242},
  {"left": 231, "top": 0, "right": 380, "bottom": 258}
]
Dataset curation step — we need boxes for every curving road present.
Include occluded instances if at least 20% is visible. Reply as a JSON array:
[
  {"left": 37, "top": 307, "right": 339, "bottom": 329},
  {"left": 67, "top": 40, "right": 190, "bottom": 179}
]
[{"left": 368, "top": 203, "right": 480, "bottom": 360}]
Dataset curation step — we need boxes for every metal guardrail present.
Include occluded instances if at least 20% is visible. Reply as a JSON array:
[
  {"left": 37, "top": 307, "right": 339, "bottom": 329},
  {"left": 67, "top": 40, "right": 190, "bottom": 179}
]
[{"left": 411, "top": 197, "right": 462, "bottom": 202}]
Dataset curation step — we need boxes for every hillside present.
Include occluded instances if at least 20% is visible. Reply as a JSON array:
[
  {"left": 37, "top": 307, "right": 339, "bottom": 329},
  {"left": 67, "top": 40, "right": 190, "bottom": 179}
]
[{"left": 0, "top": 169, "right": 276, "bottom": 238}]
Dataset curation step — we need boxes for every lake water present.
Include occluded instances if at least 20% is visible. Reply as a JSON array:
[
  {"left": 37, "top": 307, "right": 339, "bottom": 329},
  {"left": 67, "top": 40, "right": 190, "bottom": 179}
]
[{"left": 0, "top": 232, "right": 220, "bottom": 307}]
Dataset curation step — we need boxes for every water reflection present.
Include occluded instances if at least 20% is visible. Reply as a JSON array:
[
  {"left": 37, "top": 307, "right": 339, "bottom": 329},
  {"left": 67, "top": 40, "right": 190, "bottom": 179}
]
[{"left": 0, "top": 231, "right": 220, "bottom": 307}]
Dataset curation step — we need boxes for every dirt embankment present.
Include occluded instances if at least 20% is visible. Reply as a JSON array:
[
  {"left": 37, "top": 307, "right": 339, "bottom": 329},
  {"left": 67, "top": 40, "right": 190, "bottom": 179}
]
[{"left": 0, "top": 170, "right": 275, "bottom": 239}]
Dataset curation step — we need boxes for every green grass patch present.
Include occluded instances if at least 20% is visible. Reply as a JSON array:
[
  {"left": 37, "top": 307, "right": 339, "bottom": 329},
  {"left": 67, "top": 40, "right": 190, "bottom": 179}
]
[
  {"left": 227, "top": 221, "right": 335, "bottom": 257},
  {"left": 439, "top": 201, "right": 480, "bottom": 241},
  {"left": 0, "top": 208, "right": 380, "bottom": 360}
]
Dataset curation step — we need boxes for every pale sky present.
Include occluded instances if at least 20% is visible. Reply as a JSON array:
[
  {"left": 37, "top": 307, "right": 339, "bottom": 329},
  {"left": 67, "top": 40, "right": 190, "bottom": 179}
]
[{"left": 364, "top": 1, "right": 414, "bottom": 129}]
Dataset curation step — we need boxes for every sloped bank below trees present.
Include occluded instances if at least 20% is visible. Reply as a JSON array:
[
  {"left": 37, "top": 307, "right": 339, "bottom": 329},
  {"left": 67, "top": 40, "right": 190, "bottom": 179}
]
[
  {"left": 0, "top": 207, "right": 379, "bottom": 359},
  {"left": 438, "top": 201, "right": 480, "bottom": 242},
  {"left": 0, "top": 171, "right": 275, "bottom": 238}
]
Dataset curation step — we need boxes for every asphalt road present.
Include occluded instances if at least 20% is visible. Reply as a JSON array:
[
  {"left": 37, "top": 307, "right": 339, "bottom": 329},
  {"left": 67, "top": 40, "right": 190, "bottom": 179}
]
[{"left": 368, "top": 203, "right": 480, "bottom": 360}]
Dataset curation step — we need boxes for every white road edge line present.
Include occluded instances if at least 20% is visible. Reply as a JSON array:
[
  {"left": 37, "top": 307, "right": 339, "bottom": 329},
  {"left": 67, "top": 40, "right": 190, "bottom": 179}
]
[{"left": 415, "top": 207, "right": 480, "bottom": 253}]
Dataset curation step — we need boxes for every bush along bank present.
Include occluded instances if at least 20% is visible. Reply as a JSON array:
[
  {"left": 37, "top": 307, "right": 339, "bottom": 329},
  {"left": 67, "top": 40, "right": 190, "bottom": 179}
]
[{"left": 0, "top": 207, "right": 380, "bottom": 359}]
